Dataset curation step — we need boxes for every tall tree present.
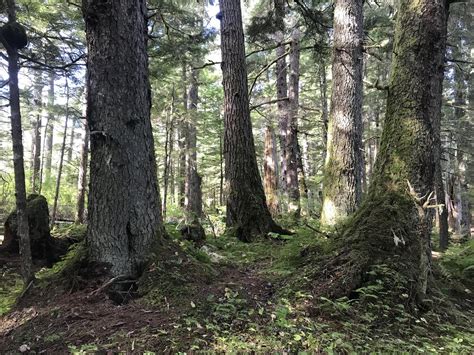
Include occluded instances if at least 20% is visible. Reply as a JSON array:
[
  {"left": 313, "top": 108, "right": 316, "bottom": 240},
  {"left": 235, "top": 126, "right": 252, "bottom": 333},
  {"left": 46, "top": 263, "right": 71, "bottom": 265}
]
[
  {"left": 321, "top": 0, "right": 364, "bottom": 226},
  {"left": 0, "top": 0, "right": 33, "bottom": 283},
  {"left": 219, "top": 0, "right": 286, "bottom": 241},
  {"left": 318, "top": 0, "right": 448, "bottom": 302},
  {"left": 274, "top": 0, "right": 289, "bottom": 198},
  {"left": 44, "top": 71, "right": 55, "bottom": 183},
  {"left": 286, "top": 29, "right": 301, "bottom": 217},
  {"left": 30, "top": 71, "right": 43, "bottom": 193},
  {"left": 82, "top": 0, "right": 164, "bottom": 278},
  {"left": 184, "top": 68, "right": 203, "bottom": 221}
]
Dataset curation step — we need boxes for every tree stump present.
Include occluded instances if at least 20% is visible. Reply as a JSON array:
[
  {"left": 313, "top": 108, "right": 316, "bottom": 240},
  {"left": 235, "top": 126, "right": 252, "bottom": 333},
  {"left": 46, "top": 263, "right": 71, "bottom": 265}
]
[
  {"left": 180, "top": 221, "right": 206, "bottom": 248},
  {"left": 1, "top": 194, "right": 54, "bottom": 262}
]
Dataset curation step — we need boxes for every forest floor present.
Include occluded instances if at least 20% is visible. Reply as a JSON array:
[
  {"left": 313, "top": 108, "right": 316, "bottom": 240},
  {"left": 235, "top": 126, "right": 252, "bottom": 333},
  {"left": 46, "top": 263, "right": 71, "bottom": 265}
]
[{"left": 0, "top": 222, "right": 473, "bottom": 353}]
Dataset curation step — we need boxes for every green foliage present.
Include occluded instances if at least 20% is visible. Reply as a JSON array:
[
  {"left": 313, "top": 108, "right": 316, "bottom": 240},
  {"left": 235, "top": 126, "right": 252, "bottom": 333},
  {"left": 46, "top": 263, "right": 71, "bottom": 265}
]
[
  {"left": 440, "top": 239, "right": 474, "bottom": 286},
  {"left": 0, "top": 267, "right": 22, "bottom": 316}
]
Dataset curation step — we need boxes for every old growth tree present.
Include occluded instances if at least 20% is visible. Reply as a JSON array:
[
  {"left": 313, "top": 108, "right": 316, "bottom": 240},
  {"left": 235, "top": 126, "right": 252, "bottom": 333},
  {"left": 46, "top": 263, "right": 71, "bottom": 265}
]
[{"left": 82, "top": 0, "right": 164, "bottom": 278}]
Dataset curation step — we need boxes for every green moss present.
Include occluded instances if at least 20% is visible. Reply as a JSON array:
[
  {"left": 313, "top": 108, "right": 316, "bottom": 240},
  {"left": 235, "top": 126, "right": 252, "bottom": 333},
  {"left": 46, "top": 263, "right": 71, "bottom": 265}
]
[{"left": 0, "top": 269, "right": 22, "bottom": 316}]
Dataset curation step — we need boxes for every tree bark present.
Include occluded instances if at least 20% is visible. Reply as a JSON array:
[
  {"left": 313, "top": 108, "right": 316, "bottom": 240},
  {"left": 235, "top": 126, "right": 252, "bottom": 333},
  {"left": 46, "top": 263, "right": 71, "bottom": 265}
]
[
  {"left": 321, "top": 0, "right": 364, "bottom": 226},
  {"left": 30, "top": 72, "right": 43, "bottom": 194},
  {"left": 82, "top": 0, "right": 164, "bottom": 278},
  {"left": 75, "top": 121, "right": 89, "bottom": 224},
  {"left": 317, "top": 0, "right": 448, "bottom": 303},
  {"left": 44, "top": 72, "right": 55, "bottom": 183},
  {"left": 219, "top": 0, "right": 286, "bottom": 241},
  {"left": 185, "top": 69, "right": 203, "bottom": 222},
  {"left": 178, "top": 62, "right": 188, "bottom": 208},
  {"left": 0, "top": 0, "right": 34, "bottom": 283},
  {"left": 286, "top": 29, "right": 301, "bottom": 218},
  {"left": 274, "top": 0, "right": 289, "bottom": 198}
]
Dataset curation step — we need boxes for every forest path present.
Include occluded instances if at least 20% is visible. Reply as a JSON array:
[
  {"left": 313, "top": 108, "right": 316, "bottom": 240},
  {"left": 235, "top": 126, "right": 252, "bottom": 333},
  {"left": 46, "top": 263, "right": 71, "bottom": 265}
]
[{"left": 0, "top": 252, "right": 277, "bottom": 353}]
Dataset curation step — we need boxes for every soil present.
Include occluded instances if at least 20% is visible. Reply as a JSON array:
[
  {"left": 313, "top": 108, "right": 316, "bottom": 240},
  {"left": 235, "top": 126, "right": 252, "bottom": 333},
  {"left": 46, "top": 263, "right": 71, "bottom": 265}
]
[{"left": 0, "top": 255, "right": 276, "bottom": 353}]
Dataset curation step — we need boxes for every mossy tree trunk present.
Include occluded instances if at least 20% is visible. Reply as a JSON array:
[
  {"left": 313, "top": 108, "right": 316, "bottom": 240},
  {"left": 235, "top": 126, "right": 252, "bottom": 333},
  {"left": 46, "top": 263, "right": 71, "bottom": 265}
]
[
  {"left": 30, "top": 72, "right": 43, "bottom": 194},
  {"left": 75, "top": 121, "right": 89, "bottom": 224},
  {"left": 219, "top": 0, "right": 286, "bottom": 241},
  {"left": 264, "top": 125, "right": 279, "bottom": 215},
  {"left": 82, "top": 0, "right": 164, "bottom": 278},
  {"left": 318, "top": 0, "right": 448, "bottom": 303},
  {"left": 321, "top": 0, "right": 364, "bottom": 226}
]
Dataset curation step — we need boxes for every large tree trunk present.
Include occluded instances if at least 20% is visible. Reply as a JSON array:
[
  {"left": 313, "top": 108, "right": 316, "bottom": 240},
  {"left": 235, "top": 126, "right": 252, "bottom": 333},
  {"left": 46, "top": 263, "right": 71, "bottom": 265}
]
[
  {"left": 315, "top": 0, "right": 448, "bottom": 303},
  {"left": 219, "top": 0, "right": 286, "bottom": 242},
  {"left": 75, "top": 121, "right": 89, "bottom": 224},
  {"left": 30, "top": 73, "right": 43, "bottom": 194},
  {"left": 286, "top": 29, "right": 301, "bottom": 218},
  {"left": 82, "top": 0, "right": 164, "bottom": 278},
  {"left": 44, "top": 72, "right": 55, "bottom": 183},
  {"left": 321, "top": 0, "right": 364, "bottom": 226},
  {"left": 0, "top": 0, "right": 34, "bottom": 283},
  {"left": 184, "top": 69, "right": 203, "bottom": 222}
]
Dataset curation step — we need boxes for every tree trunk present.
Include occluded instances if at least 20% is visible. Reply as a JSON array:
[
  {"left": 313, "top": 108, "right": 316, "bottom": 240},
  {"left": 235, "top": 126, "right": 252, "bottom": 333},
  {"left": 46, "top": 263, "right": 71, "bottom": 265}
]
[
  {"left": 219, "top": 0, "right": 286, "bottom": 241},
  {"left": 82, "top": 0, "right": 164, "bottom": 278},
  {"left": 30, "top": 73, "right": 43, "bottom": 194},
  {"left": 67, "top": 122, "right": 75, "bottom": 164},
  {"left": 162, "top": 90, "right": 175, "bottom": 220},
  {"left": 286, "top": 29, "right": 301, "bottom": 218},
  {"left": 44, "top": 72, "right": 55, "bottom": 183},
  {"left": 178, "top": 62, "right": 188, "bottom": 208},
  {"left": 185, "top": 69, "right": 203, "bottom": 222},
  {"left": 321, "top": 0, "right": 364, "bottom": 226},
  {"left": 264, "top": 125, "right": 279, "bottom": 215},
  {"left": 0, "top": 0, "right": 34, "bottom": 283},
  {"left": 316, "top": 0, "right": 448, "bottom": 303},
  {"left": 274, "top": 0, "right": 288, "bottom": 199},
  {"left": 75, "top": 121, "right": 89, "bottom": 224},
  {"left": 51, "top": 80, "right": 70, "bottom": 226}
]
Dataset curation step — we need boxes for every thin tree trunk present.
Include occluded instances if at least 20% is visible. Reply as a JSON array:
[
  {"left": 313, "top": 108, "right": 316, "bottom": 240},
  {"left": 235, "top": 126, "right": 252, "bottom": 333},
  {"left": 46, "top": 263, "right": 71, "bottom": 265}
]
[
  {"left": 185, "top": 69, "right": 203, "bottom": 222},
  {"left": 264, "top": 125, "right": 279, "bottom": 215},
  {"left": 219, "top": 0, "right": 286, "bottom": 241},
  {"left": 321, "top": 0, "right": 364, "bottom": 226},
  {"left": 51, "top": 80, "right": 70, "bottom": 226},
  {"left": 44, "top": 72, "right": 55, "bottom": 182},
  {"left": 0, "top": 0, "right": 33, "bottom": 283},
  {"left": 287, "top": 29, "right": 301, "bottom": 218},
  {"left": 162, "top": 90, "right": 175, "bottom": 220},
  {"left": 82, "top": 0, "right": 164, "bottom": 279},
  {"left": 75, "top": 121, "right": 89, "bottom": 224},
  {"left": 274, "top": 0, "right": 289, "bottom": 199},
  {"left": 31, "top": 72, "right": 43, "bottom": 193},
  {"left": 178, "top": 62, "right": 187, "bottom": 207},
  {"left": 67, "top": 122, "right": 75, "bottom": 163}
]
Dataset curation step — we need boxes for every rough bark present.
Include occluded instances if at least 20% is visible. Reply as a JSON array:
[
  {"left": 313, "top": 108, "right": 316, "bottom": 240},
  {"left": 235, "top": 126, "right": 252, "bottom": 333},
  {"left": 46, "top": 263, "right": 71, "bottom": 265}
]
[
  {"left": 219, "top": 0, "right": 286, "bottom": 241},
  {"left": 321, "top": 0, "right": 364, "bottom": 226},
  {"left": 75, "top": 121, "right": 89, "bottom": 224},
  {"left": 315, "top": 0, "right": 448, "bottom": 303},
  {"left": 0, "top": 0, "right": 33, "bottom": 283},
  {"left": 286, "top": 29, "right": 301, "bottom": 218},
  {"left": 185, "top": 69, "right": 203, "bottom": 222},
  {"left": 82, "top": 0, "right": 164, "bottom": 278}
]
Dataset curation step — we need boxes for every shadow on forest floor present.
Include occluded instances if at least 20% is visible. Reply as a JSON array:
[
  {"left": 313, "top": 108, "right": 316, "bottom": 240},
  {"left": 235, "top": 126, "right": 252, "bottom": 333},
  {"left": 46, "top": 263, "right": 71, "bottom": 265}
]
[{"left": 0, "top": 222, "right": 473, "bottom": 353}]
